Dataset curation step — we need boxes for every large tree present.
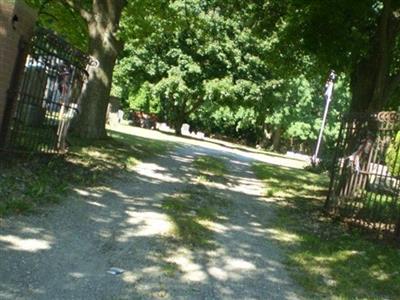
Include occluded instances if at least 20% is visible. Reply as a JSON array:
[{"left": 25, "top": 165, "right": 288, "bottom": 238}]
[
  {"left": 114, "top": 0, "right": 282, "bottom": 134},
  {"left": 29, "top": 0, "right": 127, "bottom": 138},
  {"left": 64, "top": 0, "right": 126, "bottom": 138},
  {"left": 351, "top": 0, "right": 400, "bottom": 111},
  {"left": 279, "top": 0, "right": 400, "bottom": 112},
  {"left": 113, "top": 0, "right": 357, "bottom": 155}
]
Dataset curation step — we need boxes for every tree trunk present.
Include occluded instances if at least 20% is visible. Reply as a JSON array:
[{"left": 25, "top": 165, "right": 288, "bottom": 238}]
[
  {"left": 76, "top": 0, "right": 125, "bottom": 139},
  {"left": 172, "top": 109, "right": 186, "bottom": 136},
  {"left": 272, "top": 125, "right": 282, "bottom": 152},
  {"left": 255, "top": 111, "right": 268, "bottom": 146},
  {"left": 259, "top": 125, "right": 271, "bottom": 148},
  {"left": 350, "top": 0, "right": 399, "bottom": 112}
]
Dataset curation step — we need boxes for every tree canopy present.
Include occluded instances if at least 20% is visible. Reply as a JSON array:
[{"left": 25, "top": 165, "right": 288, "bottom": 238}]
[{"left": 27, "top": 0, "right": 400, "bottom": 155}]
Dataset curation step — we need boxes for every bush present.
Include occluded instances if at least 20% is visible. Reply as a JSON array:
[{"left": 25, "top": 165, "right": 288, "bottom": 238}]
[{"left": 386, "top": 131, "right": 400, "bottom": 176}]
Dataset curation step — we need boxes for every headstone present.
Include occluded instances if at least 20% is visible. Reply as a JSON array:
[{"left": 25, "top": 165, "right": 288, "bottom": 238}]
[
  {"left": 181, "top": 123, "right": 190, "bottom": 135},
  {"left": 196, "top": 131, "right": 205, "bottom": 139},
  {"left": 159, "top": 122, "right": 174, "bottom": 133}
]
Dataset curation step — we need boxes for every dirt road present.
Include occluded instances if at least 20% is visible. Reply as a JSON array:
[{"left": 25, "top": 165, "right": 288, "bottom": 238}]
[{"left": 0, "top": 125, "right": 306, "bottom": 299}]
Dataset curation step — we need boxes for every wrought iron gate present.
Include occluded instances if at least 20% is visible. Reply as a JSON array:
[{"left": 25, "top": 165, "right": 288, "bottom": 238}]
[
  {"left": 2, "top": 27, "right": 91, "bottom": 153},
  {"left": 326, "top": 111, "right": 400, "bottom": 239}
]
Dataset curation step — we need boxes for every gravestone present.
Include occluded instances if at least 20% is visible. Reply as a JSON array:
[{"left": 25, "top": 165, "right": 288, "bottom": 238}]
[
  {"left": 196, "top": 132, "right": 205, "bottom": 139},
  {"left": 181, "top": 123, "right": 190, "bottom": 135}
]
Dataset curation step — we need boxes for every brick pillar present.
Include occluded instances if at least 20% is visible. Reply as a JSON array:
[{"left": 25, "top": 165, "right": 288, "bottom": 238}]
[{"left": 0, "top": 0, "right": 37, "bottom": 141}]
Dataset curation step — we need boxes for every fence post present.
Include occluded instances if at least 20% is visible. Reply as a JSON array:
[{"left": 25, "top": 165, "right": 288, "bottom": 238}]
[{"left": 325, "top": 116, "right": 345, "bottom": 212}]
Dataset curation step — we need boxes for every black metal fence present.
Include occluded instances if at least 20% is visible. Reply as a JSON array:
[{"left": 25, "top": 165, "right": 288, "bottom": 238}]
[
  {"left": 2, "top": 27, "right": 91, "bottom": 153},
  {"left": 326, "top": 111, "right": 400, "bottom": 240}
]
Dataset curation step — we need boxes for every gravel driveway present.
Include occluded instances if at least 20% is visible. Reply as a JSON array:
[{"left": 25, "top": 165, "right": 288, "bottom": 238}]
[{"left": 0, "top": 126, "right": 305, "bottom": 299}]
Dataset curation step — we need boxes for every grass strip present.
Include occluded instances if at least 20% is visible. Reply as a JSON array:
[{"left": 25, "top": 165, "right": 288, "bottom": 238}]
[
  {"left": 192, "top": 155, "right": 227, "bottom": 182},
  {"left": 162, "top": 156, "right": 229, "bottom": 248},
  {"left": 162, "top": 186, "right": 229, "bottom": 249},
  {"left": 0, "top": 129, "right": 174, "bottom": 216},
  {"left": 252, "top": 162, "right": 400, "bottom": 299}
]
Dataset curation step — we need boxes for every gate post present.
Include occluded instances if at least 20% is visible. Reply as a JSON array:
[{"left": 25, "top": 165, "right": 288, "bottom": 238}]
[
  {"left": 325, "top": 117, "right": 345, "bottom": 212},
  {"left": 0, "top": 0, "right": 37, "bottom": 147}
]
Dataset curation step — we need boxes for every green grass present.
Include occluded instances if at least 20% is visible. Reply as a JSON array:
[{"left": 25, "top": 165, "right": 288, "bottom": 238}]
[
  {"left": 0, "top": 129, "right": 174, "bottom": 217},
  {"left": 252, "top": 162, "right": 400, "bottom": 299},
  {"left": 162, "top": 186, "right": 230, "bottom": 249},
  {"left": 192, "top": 155, "right": 227, "bottom": 182},
  {"left": 162, "top": 156, "right": 230, "bottom": 248},
  {"left": 107, "top": 130, "right": 174, "bottom": 160},
  {"left": 161, "top": 261, "right": 180, "bottom": 277},
  {"left": 348, "top": 191, "right": 400, "bottom": 224}
]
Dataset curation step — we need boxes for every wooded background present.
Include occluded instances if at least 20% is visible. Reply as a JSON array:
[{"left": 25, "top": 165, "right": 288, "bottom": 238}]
[{"left": 27, "top": 0, "right": 400, "bottom": 159}]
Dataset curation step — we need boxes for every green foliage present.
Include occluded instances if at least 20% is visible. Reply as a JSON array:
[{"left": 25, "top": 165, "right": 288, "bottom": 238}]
[
  {"left": 26, "top": 0, "right": 400, "bottom": 145},
  {"left": 114, "top": 0, "right": 279, "bottom": 132},
  {"left": 113, "top": 0, "right": 352, "bottom": 155},
  {"left": 127, "top": 82, "right": 160, "bottom": 114},
  {"left": 386, "top": 131, "right": 400, "bottom": 176},
  {"left": 281, "top": 76, "right": 350, "bottom": 155},
  {"left": 280, "top": 0, "right": 378, "bottom": 73},
  {"left": 190, "top": 105, "right": 258, "bottom": 143},
  {"left": 25, "top": 0, "right": 89, "bottom": 50},
  {"left": 281, "top": 0, "right": 400, "bottom": 111}
]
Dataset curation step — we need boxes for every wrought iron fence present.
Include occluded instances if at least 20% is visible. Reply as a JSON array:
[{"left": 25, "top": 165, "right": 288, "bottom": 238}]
[
  {"left": 326, "top": 111, "right": 400, "bottom": 240},
  {"left": 2, "top": 27, "right": 91, "bottom": 153}
]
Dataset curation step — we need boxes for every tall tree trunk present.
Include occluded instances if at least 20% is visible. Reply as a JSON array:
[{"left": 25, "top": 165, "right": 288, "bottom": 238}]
[
  {"left": 172, "top": 108, "right": 186, "bottom": 136},
  {"left": 76, "top": 0, "right": 125, "bottom": 139},
  {"left": 255, "top": 111, "right": 268, "bottom": 146},
  {"left": 350, "top": 0, "right": 399, "bottom": 112},
  {"left": 272, "top": 125, "right": 282, "bottom": 152}
]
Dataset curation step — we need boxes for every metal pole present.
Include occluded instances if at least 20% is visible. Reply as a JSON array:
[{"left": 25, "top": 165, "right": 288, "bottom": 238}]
[{"left": 311, "top": 70, "right": 336, "bottom": 166}]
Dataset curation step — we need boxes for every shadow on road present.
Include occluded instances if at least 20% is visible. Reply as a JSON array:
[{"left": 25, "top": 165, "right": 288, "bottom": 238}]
[{"left": 0, "top": 125, "right": 303, "bottom": 299}]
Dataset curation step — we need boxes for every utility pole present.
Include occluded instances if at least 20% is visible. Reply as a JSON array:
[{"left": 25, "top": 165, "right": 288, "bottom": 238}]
[{"left": 311, "top": 70, "right": 337, "bottom": 166}]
